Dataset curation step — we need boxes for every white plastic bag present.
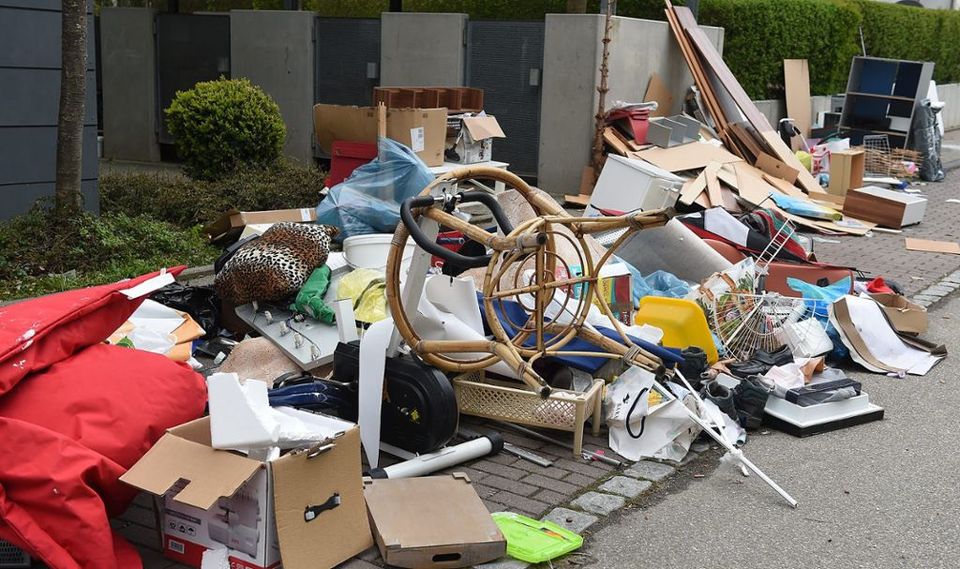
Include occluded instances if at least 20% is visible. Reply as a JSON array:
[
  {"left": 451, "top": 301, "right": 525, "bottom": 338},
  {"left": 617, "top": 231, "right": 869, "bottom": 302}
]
[{"left": 604, "top": 367, "right": 699, "bottom": 461}]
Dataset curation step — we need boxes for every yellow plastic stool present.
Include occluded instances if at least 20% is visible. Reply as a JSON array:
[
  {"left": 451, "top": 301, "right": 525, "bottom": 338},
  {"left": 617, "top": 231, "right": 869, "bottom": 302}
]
[{"left": 634, "top": 296, "right": 719, "bottom": 363}]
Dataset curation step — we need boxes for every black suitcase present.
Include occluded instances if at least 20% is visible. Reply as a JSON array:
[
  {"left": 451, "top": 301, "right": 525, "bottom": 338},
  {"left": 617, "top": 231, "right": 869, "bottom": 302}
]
[{"left": 332, "top": 341, "right": 459, "bottom": 454}]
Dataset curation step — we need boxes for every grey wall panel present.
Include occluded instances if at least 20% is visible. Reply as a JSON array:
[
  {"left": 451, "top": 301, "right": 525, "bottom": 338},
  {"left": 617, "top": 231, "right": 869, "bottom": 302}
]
[
  {"left": 1, "top": 180, "right": 99, "bottom": 218},
  {"left": 467, "top": 21, "right": 544, "bottom": 178},
  {"left": 232, "top": 10, "right": 315, "bottom": 163},
  {"left": 381, "top": 13, "right": 467, "bottom": 86},
  {"left": 0, "top": 3, "right": 99, "bottom": 220},
  {"left": 0, "top": 1, "right": 63, "bottom": 9},
  {"left": 314, "top": 18, "right": 381, "bottom": 106},
  {"left": 0, "top": 7, "right": 96, "bottom": 70},
  {"left": 0, "top": 69, "right": 97, "bottom": 127},
  {"left": 0, "top": 126, "right": 98, "bottom": 186},
  {"left": 100, "top": 7, "right": 160, "bottom": 162}
]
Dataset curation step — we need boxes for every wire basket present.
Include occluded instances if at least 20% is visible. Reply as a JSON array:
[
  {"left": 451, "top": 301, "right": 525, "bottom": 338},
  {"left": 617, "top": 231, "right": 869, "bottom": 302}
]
[{"left": 453, "top": 371, "right": 604, "bottom": 456}]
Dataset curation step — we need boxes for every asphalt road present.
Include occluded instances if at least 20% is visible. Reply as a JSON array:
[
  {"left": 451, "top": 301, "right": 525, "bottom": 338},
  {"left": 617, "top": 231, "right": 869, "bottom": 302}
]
[{"left": 584, "top": 293, "right": 960, "bottom": 569}]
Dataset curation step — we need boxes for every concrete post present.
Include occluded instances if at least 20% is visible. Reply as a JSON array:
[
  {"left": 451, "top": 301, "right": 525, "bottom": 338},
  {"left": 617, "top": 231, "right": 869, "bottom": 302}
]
[
  {"left": 100, "top": 7, "right": 161, "bottom": 163},
  {"left": 231, "top": 10, "right": 316, "bottom": 164},
  {"left": 538, "top": 14, "right": 724, "bottom": 196},
  {"left": 380, "top": 12, "right": 468, "bottom": 86}
]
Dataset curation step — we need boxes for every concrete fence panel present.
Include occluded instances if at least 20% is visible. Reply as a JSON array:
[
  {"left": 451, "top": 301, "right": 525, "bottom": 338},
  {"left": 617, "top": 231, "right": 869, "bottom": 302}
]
[{"left": 231, "top": 10, "right": 315, "bottom": 164}]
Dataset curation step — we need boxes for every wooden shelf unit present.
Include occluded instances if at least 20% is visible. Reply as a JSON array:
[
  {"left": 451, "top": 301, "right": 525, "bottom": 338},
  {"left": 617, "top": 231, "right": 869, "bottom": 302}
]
[{"left": 838, "top": 56, "right": 935, "bottom": 148}]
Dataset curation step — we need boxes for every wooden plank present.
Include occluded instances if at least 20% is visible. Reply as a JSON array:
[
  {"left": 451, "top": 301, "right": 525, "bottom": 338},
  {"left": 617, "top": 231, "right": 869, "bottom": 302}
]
[
  {"left": 679, "top": 171, "right": 707, "bottom": 206},
  {"left": 733, "top": 162, "right": 774, "bottom": 206},
  {"left": 704, "top": 162, "right": 723, "bottom": 207},
  {"left": 905, "top": 238, "right": 960, "bottom": 255},
  {"left": 664, "top": 5, "right": 728, "bottom": 135},
  {"left": 673, "top": 5, "right": 823, "bottom": 195},
  {"left": 603, "top": 127, "right": 630, "bottom": 156},
  {"left": 755, "top": 152, "right": 799, "bottom": 184},
  {"left": 762, "top": 173, "right": 805, "bottom": 198},
  {"left": 716, "top": 163, "right": 740, "bottom": 190},
  {"left": 674, "top": 6, "right": 770, "bottom": 131},
  {"left": 564, "top": 194, "right": 591, "bottom": 208},
  {"left": 759, "top": 130, "right": 823, "bottom": 195},
  {"left": 784, "top": 59, "right": 812, "bottom": 138},
  {"left": 645, "top": 72, "right": 674, "bottom": 117},
  {"left": 637, "top": 141, "right": 740, "bottom": 173},
  {"left": 579, "top": 165, "right": 596, "bottom": 196}
]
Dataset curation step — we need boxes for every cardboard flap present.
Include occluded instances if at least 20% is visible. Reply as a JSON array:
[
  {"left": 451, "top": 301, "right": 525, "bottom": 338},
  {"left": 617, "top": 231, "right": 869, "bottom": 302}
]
[
  {"left": 364, "top": 474, "right": 503, "bottom": 550},
  {"left": 462, "top": 116, "right": 505, "bottom": 140},
  {"left": 120, "top": 432, "right": 261, "bottom": 511},
  {"left": 272, "top": 426, "right": 372, "bottom": 569},
  {"left": 202, "top": 208, "right": 241, "bottom": 239}
]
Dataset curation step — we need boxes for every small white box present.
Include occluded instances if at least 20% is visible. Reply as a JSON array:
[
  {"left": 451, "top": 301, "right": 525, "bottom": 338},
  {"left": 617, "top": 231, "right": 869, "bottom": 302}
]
[{"left": 586, "top": 154, "right": 683, "bottom": 217}]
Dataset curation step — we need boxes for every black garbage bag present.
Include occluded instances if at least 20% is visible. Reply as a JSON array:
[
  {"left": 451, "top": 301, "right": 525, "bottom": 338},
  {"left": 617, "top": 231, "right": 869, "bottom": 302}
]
[
  {"left": 911, "top": 99, "right": 945, "bottom": 182},
  {"left": 150, "top": 282, "right": 222, "bottom": 338}
]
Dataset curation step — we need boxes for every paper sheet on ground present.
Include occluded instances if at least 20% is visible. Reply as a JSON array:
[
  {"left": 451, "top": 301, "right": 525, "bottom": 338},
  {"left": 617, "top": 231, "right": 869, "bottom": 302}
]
[{"left": 830, "top": 295, "right": 942, "bottom": 375}]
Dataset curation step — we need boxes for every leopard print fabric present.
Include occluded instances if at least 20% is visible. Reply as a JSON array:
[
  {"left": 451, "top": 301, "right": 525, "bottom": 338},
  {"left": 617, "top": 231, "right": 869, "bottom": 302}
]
[{"left": 215, "top": 222, "right": 339, "bottom": 305}]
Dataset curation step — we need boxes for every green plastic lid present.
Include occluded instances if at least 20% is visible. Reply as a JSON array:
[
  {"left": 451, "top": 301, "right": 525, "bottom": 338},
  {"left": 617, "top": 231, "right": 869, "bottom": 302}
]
[{"left": 491, "top": 512, "right": 584, "bottom": 563}]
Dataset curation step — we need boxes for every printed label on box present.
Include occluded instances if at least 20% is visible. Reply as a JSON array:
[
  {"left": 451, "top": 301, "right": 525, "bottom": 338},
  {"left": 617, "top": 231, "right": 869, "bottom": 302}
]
[{"left": 410, "top": 127, "right": 425, "bottom": 152}]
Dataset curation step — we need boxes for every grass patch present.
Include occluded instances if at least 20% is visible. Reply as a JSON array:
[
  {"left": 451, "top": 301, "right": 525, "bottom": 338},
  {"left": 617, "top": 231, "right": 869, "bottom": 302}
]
[{"left": 0, "top": 203, "right": 218, "bottom": 300}]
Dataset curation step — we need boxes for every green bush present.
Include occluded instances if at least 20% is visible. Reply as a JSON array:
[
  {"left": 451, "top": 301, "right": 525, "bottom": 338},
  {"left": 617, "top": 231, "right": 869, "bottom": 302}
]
[
  {"left": 853, "top": 0, "right": 960, "bottom": 86},
  {"left": 165, "top": 78, "right": 286, "bottom": 180},
  {"left": 100, "top": 159, "right": 325, "bottom": 229},
  {"left": 0, "top": 205, "right": 218, "bottom": 300}
]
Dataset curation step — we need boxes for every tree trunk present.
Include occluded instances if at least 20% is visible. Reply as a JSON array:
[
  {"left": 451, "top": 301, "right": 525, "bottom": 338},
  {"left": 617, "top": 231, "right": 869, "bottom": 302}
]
[
  {"left": 55, "top": 0, "right": 88, "bottom": 218},
  {"left": 566, "top": 0, "right": 587, "bottom": 13}
]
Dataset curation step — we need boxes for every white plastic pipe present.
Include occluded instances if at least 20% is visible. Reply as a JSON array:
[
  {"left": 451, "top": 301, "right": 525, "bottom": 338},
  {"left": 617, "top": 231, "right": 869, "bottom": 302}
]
[{"left": 369, "top": 436, "right": 495, "bottom": 479}]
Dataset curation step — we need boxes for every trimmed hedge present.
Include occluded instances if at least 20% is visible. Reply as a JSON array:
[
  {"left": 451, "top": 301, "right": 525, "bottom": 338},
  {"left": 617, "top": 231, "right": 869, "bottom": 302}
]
[
  {"left": 166, "top": 78, "right": 287, "bottom": 180},
  {"left": 100, "top": 159, "right": 325, "bottom": 229}
]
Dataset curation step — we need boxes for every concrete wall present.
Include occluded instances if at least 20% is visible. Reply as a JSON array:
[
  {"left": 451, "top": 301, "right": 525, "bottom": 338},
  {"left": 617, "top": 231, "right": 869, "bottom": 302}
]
[
  {"left": 380, "top": 12, "right": 467, "bottom": 86},
  {"left": 0, "top": 0, "right": 99, "bottom": 219},
  {"left": 231, "top": 10, "right": 315, "bottom": 164},
  {"left": 100, "top": 7, "right": 161, "bottom": 163},
  {"left": 538, "top": 14, "right": 724, "bottom": 196}
]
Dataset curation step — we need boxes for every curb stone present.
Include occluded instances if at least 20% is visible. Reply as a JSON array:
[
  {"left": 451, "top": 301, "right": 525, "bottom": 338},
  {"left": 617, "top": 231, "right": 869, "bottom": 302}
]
[
  {"left": 623, "top": 460, "right": 677, "bottom": 482},
  {"left": 598, "top": 476, "right": 652, "bottom": 498},
  {"left": 542, "top": 507, "right": 599, "bottom": 534},
  {"left": 570, "top": 492, "right": 626, "bottom": 516}
]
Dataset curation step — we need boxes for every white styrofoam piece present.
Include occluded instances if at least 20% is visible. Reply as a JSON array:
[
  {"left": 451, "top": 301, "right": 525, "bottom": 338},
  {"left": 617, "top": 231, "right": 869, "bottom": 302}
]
[
  {"left": 764, "top": 392, "right": 882, "bottom": 428},
  {"left": 333, "top": 299, "right": 359, "bottom": 343},
  {"left": 119, "top": 270, "right": 176, "bottom": 299},
  {"left": 586, "top": 154, "right": 683, "bottom": 217},
  {"left": 855, "top": 185, "right": 927, "bottom": 226},
  {"left": 207, "top": 373, "right": 280, "bottom": 450},
  {"left": 782, "top": 318, "right": 833, "bottom": 358},
  {"left": 358, "top": 318, "right": 395, "bottom": 469}
]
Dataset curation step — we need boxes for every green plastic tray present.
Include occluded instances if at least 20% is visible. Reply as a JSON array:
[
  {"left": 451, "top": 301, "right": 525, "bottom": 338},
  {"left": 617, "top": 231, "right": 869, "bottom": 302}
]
[{"left": 491, "top": 512, "right": 583, "bottom": 563}]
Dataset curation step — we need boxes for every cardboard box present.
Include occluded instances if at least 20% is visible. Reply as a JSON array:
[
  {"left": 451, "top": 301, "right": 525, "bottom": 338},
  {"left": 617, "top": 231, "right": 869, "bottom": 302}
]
[
  {"left": 363, "top": 474, "right": 505, "bottom": 568},
  {"left": 569, "top": 263, "right": 634, "bottom": 326},
  {"left": 827, "top": 149, "right": 864, "bottom": 197},
  {"left": 120, "top": 414, "right": 373, "bottom": 569},
  {"left": 445, "top": 115, "right": 505, "bottom": 164},
  {"left": 313, "top": 104, "right": 447, "bottom": 166},
  {"left": 869, "top": 292, "right": 928, "bottom": 334},
  {"left": 204, "top": 208, "right": 317, "bottom": 243},
  {"left": 842, "top": 185, "right": 927, "bottom": 228}
]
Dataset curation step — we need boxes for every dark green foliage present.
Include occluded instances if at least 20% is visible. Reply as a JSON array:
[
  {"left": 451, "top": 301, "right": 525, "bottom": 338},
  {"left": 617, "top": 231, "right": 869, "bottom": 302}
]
[
  {"left": 0, "top": 204, "right": 218, "bottom": 300},
  {"left": 165, "top": 78, "right": 286, "bottom": 180},
  {"left": 100, "top": 160, "right": 325, "bottom": 229}
]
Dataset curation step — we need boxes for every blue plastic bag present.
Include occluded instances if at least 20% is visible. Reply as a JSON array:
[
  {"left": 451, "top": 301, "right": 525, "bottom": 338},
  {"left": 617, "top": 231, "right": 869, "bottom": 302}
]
[
  {"left": 787, "top": 276, "right": 851, "bottom": 361},
  {"left": 316, "top": 137, "right": 434, "bottom": 239},
  {"left": 615, "top": 257, "right": 690, "bottom": 308}
]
